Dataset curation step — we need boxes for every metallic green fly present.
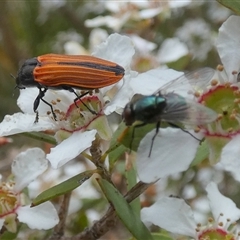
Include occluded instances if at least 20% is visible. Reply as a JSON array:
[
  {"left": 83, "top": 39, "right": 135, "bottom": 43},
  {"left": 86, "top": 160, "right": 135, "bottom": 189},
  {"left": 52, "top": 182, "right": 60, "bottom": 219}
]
[{"left": 122, "top": 68, "right": 218, "bottom": 156}]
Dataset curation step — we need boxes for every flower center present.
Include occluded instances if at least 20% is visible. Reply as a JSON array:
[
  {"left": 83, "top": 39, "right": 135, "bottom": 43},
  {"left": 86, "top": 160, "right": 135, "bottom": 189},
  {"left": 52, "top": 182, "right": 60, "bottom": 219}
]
[
  {"left": 64, "top": 95, "right": 103, "bottom": 132},
  {"left": 199, "top": 84, "right": 240, "bottom": 136},
  {"left": 0, "top": 182, "right": 20, "bottom": 217},
  {"left": 196, "top": 215, "right": 238, "bottom": 240},
  {"left": 198, "top": 228, "right": 235, "bottom": 240}
]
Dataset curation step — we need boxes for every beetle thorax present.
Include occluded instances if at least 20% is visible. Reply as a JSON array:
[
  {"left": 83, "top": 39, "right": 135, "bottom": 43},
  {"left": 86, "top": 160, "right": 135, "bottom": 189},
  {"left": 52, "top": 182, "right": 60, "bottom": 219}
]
[{"left": 16, "top": 57, "right": 40, "bottom": 88}]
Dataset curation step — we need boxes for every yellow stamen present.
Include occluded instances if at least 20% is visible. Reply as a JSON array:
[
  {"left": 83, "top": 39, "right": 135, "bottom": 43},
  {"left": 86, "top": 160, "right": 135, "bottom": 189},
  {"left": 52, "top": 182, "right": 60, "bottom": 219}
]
[
  {"left": 211, "top": 79, "right": 218, "bottom": 86},
  {"left": 217, "top": 64, "right": 224, "bottom": 71}
]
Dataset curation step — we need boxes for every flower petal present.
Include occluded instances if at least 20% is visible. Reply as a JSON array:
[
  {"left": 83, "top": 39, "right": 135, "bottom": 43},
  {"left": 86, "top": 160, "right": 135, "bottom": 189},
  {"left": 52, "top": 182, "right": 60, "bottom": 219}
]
[
  {"left": 130, "top": 68, "right": 184, "bottom": 96},
  {"left": 92, "top": 33, "right": 135, "bottom": 72},
  {"left": 104, "top": 74, "right": 134, "bottom": 115},
  {"left": 219, "top": 136, "right": 240, "bottom": 182},
  {"left": 169, "top": 0, "right": 191, "bottom": 8},
  {"left": 216, "top": 15, "right": 240, "bottom": 81},
  {"left": 18, "top": 88, "right": 74, "bottom": 115},
  {"left": 206, "top": 182, "right": 240, "bottom": 224},
  {"left": 17, "top": 202, "right": 59, "bottom": 230},
  {"left": 158, "top": 38, "right": 189, "bottom": 63},
  {"left": 12, "top": 148, "right": 48, "bottom": 192},
  {"left": 47, "top": 130, "right": 97, "bottom": 168},
  {"left": 4, "top": 213, "right": 17, "bottom": 233},
  {"left": 0, "top": 218, "right": 4, "bottom": 230},
  {"left": 139, "top": 8, "right": 162, "bottom": 19},
  {"left": 17, "top": 88, "right": 39, "bottom": 114},
  {"left": 130, "top": 34, "right": 157, "bottom": 52},
  {"left": 85, "top": 16, "right": 127, "bottom": 32},
  {"left": 87, "top": 115, "right": 112, "bottom": 141},
  {"left": 0, "top": 113, "right": 56, "bottom": 137},
  {"left": 137, "top": 128, "right": 199, "bottom": 183},
  {"left": 141, "top": 197, "right": 196, "bottom": 237}
]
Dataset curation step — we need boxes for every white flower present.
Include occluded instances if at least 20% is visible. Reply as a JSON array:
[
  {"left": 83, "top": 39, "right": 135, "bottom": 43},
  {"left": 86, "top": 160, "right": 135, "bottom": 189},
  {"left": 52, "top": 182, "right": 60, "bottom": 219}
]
[
  {"left": 157, "top": 38, "right": 189, "bottom": 64},
  {"left": 200, "top": 15, "right": 240, "bottom": 181},
  {"left": 0, "top": 148, "right": 59, "bottom": 232},
  {"left": 176, "top": 18, "right": 213, "bottom": 61},
  {"left": 141, "top": 182, "right": 240, "bottom": 239}
]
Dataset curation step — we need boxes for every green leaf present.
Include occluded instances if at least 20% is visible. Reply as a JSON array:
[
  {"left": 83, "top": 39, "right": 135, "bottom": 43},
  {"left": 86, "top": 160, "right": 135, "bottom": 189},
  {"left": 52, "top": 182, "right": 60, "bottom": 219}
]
[
  {"left": 1, "top": 231, "right": 18, "bottom": 240},
  {"left": 80, "top": 198, "right": 106, "bottom": 211},
  {"left": 108, "top": 144, "right": 127, "bottom": 170},
  {"left": 166, "top": 54, "right": 191, "bottom": 71},
  {"left": 125, "top": 160, "right": 140, "bottom": 217},
  {"left": 109, "top": 122, "right": 127, "bottom": 148},
  {"left": 118, "top": 122, "right": 156, "bottom": 152},
  {"left": 68, "top": 210, "right": 89, "bottom": 234},
  {"left": 125, "top": 161, "right": 137, "bottom": 192},
  {"left": 23, "top": 131, "right": 57, "bottom": 145},
  {"left": 108, "top": 122, "right": 128, "bottom": 169},
  {"left": 98, "top": 179, "right": 153, "bottom": 240},
  {"left": 32, "top": 170, "right": 96, "bottom": 206},
  {"left": 151, "top": 233, "right": 173, "bottom": 240},
  {"left": 129, "top": 232, "right": 173, "bottom": 240},
  {"left": 216, "top": 0, "right": 240, "bottom": 15},
  {"left": 191, "top": 140, "right": 209, "bottom": 167}
]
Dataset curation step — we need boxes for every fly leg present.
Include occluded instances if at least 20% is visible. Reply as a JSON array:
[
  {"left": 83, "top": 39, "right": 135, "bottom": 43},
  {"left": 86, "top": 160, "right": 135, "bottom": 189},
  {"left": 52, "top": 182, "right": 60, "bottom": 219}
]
[
  {"left": 130, "top": 121, "right": 160, "bottom": 157},
  {"left": 167, "top": 122, "right": 201, "bottom": 141},
  {"left": 34, "top": 87, "right": 57, "bottom": 123},
  {"left": 149, "top": 121, "right": 161, "bottom": 157},
  {"left": 67, "top": 88, "right": 97, "bottom": 115},
  {"left": 130, "top": 122, "right": 147, "bottom": 154}
]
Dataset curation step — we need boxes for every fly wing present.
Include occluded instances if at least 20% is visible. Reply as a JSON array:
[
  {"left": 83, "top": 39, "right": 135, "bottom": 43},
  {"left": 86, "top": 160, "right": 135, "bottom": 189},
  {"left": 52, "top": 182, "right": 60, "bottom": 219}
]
[
  {"left": 160, "top": 93, "right": 217, "bottom": 125},
  {"left": 154, "top": 67, "right": 215, "bottom": 95}
]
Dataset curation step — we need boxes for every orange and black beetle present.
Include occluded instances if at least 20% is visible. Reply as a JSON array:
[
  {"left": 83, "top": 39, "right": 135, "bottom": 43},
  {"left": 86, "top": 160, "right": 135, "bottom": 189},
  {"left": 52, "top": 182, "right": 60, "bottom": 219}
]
[{"left": 15, "top": 54, "right": 125, "bottom": 122}]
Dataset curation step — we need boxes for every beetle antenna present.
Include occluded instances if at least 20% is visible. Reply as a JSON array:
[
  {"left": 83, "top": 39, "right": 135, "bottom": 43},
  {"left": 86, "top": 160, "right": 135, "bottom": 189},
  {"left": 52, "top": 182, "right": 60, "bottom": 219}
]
[{"left": 10, "top": 74, "right": 19, "bottom": 97}]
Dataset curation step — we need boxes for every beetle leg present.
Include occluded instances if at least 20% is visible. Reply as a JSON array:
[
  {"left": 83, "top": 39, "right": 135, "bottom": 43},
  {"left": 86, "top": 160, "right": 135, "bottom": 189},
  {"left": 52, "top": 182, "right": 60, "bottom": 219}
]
[
  {"left": 34, "top": 87, "right": 57, "bottom": 122},
  {"left": 33, "top": 94, "right": 40, "bottom": 123},
  {"left": 67, "top": 88, "right": 97, "bottom": 115}
]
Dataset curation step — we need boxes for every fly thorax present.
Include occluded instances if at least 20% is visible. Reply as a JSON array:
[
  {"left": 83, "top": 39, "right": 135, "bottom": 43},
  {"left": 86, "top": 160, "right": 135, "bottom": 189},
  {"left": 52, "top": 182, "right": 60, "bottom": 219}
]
[
  {"left": 155, "top": 96, "right": 168, "bottom": 113},
  {"left": 134, "top": 95, "right": 167, "bottom": 123}
]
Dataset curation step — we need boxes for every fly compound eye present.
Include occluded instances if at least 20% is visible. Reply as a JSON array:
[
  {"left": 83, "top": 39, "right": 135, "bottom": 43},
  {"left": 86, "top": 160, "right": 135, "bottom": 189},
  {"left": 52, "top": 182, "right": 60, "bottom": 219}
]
[{"left": 122, "top": 103, "right": 135, "bottom": 126}]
